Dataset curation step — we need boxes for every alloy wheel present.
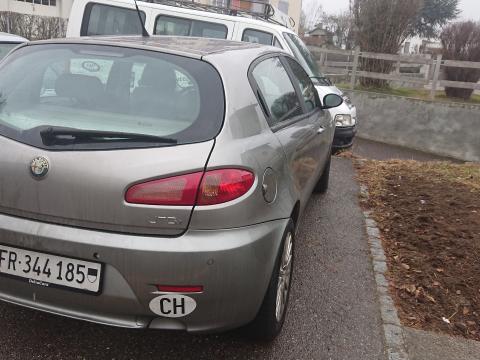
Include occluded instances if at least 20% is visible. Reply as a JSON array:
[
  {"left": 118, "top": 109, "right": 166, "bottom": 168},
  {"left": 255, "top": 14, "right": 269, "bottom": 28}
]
[{"left": 275, "top": 231, "right": 293, "bottom": 322}]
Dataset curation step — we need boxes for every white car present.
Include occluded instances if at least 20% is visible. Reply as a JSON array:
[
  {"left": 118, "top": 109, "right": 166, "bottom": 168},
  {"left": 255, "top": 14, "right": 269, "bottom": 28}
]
[
  {"left": 316, "top": 84, "right": 357, "bottom": 150},
  {"left": 66, "top": 0, "right": 357, "bottom": 149},
  {"left": 0, "top": 33, "right": 28, "bottom": 61}
]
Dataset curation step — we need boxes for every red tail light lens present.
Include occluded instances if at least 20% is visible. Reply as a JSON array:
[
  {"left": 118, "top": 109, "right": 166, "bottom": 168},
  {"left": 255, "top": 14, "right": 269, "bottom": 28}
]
[
  {"left": 125, "top": 172, "right": 203, "bottom": 206},
  {"left": 125, "top": 169, "right": 254, "bottom": 206},
  {"left": 197, "top": 169, "right": 255, "bottom": 205}
]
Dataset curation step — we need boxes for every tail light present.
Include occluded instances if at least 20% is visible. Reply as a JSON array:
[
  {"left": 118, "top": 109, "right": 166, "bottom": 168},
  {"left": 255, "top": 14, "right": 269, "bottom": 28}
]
[
  {"left": 125, "top": 172, "right": 203, "bottom": 206},
  {"left": 197, "top": 169, "right": 254, "bottom": 205},
  {"left": 125, "top": 169, "right": 254, "bottom": 206}
]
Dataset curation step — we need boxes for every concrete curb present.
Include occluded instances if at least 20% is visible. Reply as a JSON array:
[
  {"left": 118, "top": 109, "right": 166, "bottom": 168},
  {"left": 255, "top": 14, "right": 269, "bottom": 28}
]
[{"left": 360, "top": 185, "right": 410, "bottom": 360}]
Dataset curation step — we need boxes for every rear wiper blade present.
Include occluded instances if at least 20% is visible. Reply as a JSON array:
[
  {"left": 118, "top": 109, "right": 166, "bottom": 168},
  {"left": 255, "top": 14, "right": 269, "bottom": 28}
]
[{"left": 40, "top": 127, "right": 178, "bottom": 146}]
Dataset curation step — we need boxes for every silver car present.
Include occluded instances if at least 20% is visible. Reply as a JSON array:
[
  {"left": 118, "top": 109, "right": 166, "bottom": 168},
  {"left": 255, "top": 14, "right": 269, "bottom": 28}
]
[{"left": 0, "top": 36, "right": 342, "bottom": 340}]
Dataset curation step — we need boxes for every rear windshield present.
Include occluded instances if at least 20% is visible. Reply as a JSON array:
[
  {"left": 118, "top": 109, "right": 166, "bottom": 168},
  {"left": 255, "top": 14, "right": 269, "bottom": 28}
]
[{"left": 0, "top": 43, "right": 225, "bottom": 150}]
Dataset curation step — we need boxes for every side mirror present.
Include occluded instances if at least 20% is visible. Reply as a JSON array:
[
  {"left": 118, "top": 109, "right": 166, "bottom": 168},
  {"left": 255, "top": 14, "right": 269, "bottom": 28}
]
[{"left": 321, "top": 94, "right": 343, "bottom": 110}]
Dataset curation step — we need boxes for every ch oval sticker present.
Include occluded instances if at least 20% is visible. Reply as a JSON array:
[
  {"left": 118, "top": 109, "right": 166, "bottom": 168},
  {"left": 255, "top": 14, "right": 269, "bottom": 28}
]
[{"left": 149, "top": 294, "right": 197, "bottom": 318}]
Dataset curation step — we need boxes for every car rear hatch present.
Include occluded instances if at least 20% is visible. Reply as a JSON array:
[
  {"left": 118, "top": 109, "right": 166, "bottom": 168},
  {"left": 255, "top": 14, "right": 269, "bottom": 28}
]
[
  {"left": 0, "top": 138, "right": 215, "bottom": 236},
  {"left": 0, "top": 42, "right": 225, "bottom": 236}
]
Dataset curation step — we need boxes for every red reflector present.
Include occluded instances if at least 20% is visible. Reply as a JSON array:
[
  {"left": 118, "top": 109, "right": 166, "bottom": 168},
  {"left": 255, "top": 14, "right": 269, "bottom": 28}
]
[
  {"left": 125, "top": 172, "right": 203, "bottom": 206},
  {"left": 156, "top": 285, "right": 203, "bottom": 293},
  {"left": 197, "top": 169, "right": 255, "bottom": 205}
]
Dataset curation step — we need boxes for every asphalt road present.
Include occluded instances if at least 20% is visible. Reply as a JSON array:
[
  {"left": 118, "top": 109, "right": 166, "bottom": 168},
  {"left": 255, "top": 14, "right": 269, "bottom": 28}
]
[{"left": 0, "top": 158, "right": 386, "bottom": 360}]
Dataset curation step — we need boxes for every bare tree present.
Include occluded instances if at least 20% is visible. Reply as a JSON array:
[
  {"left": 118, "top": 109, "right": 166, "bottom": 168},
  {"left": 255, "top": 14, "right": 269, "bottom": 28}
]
[
  {"left": 35, "top": 16, "right": 67, "bottom": 40},
  {"left": 301, "top": 1, "right": 324, "bottom": 33},
  {"left": 0, "top": 11, "right": 67, "bottom": 40},
  {"left": 322, "top": 11, "right": 355, "bottom": 49},
  {"left": 352, "top": 0, "right": 424, "bottom": 87},
  {"left": 441, "top": 21, "right": 480, "bottom": 100}
]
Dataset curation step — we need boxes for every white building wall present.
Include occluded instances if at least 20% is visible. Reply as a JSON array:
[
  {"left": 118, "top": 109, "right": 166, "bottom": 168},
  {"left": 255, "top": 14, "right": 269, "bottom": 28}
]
[
  {"left": 0, "top": 0, "right": 73, "bottom": 19},
  {"left": 269, "top": 0, "right": 302, "bottom": 33}
]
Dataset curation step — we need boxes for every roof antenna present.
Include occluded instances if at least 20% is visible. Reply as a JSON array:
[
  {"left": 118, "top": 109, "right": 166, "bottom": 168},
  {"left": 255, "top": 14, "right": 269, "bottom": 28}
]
[{"left": 133, "top": 0, "right": 149, "bottom": 37}]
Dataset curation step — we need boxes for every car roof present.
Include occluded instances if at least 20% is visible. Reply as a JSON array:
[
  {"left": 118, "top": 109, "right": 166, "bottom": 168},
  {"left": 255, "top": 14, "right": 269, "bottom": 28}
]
[
  {"left": 0, "top": 32, "right": 28, "bottom": 43},
  {"left": 22, "top": 35, "right": 277, "bottom": 59}
]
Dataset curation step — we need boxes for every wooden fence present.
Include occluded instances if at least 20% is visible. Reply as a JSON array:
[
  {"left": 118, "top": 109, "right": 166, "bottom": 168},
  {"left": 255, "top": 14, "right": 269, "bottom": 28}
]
[{"left": 309, "top": 46, "right": 480, "bottom": 100}]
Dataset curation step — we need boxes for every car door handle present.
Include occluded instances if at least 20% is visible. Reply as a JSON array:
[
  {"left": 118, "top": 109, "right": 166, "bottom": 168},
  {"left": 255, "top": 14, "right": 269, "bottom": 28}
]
[{"left": 317, "top": 127, "right": 326, "bottom": 134}]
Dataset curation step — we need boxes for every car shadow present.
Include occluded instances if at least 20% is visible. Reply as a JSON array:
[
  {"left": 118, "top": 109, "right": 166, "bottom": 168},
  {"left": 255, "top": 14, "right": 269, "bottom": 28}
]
[{"left": 0, "top": 300, "right": 279, "bottom": 359}]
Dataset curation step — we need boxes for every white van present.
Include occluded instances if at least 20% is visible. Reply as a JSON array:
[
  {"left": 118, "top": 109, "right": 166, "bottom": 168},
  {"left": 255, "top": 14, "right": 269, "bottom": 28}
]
[{"left": 67, "top": 0, "right": 357, "bottom": 149}]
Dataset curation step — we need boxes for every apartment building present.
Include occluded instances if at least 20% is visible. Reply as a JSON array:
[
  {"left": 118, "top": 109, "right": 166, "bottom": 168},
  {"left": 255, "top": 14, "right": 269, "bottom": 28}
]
[
  {"left": 269, "top": 0, "right": 301, "bottom": 32},
  {"left": 228, "top": 0, "right": 302, "bottom": 32}
]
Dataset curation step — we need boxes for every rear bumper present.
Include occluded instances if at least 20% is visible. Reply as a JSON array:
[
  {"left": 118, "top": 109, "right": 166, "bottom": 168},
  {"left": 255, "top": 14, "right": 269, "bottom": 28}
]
[
  {"left": 0, "top": 213, "right": 288, "bottom": 332},
  {"left": 333, "top": 125, "right": 357, "bottom": 149}
]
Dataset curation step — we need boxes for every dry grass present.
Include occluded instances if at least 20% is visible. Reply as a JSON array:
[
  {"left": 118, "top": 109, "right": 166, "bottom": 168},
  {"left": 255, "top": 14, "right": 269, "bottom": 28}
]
[{"left": 356, "top": 159, "right": 480, "bottom": 340}]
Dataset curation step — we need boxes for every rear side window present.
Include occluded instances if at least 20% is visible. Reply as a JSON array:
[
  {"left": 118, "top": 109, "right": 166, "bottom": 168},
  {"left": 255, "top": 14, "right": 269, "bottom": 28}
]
[
  {"left": 154, "top": 15, "right": 228, "bottom": 39},
  {"left": 251, "top": 57, "right": 303, "bottom": 126},
  {"left": 273, "top": 37, "right": 283, "bottom": 49},
  {"left": 0, "top": 43, "right": 21, "bottom": 60},
  {"left": 0, "top": 44, "right": 225, "bottom": 150},
  {"left": 285, "top": 58, "right": 320, "bottom": 112},
  {"left": 81, "top": 3, "right": 146, "bottom": 36},
  {"left": 242, "top": 29, "right": 273, "bottom": 46}
]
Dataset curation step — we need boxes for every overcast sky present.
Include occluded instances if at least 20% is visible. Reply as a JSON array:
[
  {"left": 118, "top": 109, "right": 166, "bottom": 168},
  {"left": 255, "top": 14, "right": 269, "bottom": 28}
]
[{"left": 303, "top": 0, "right": 480, "bottom": 20}]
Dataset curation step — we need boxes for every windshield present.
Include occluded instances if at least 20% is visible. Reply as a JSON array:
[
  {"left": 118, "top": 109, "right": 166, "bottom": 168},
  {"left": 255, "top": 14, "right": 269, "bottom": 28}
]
[
  {"left": 0, "top": 43, "right": 225, "bottom": 150},
  {"left": 0, "top": 42, "right": 21, "bottom": 60},
  {"left": 283, "top": 33, "right": 330, "bottom": 86}
]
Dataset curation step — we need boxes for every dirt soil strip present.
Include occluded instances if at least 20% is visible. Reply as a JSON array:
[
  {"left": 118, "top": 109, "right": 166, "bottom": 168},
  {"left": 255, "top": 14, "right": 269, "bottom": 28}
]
[{"left": 356, "top": 160, "right": 480, "bottom": 342}]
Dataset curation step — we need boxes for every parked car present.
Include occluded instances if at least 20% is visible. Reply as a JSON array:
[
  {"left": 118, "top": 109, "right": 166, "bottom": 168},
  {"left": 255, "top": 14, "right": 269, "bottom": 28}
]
[
  {"left": 66, "top": 0, "right": 357, "bottom": 149},
  {"left": 0, "top": 36, "right": 342, "bottom": 340},
  {"left": 0, "top": 32, "right": 27, "bottom": 61},
  {"left": 321, "top": 85, "right": 357, "bottom": 150}
]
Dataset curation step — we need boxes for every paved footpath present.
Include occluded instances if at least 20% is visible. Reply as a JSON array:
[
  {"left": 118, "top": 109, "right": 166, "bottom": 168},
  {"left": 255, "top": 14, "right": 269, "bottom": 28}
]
[{"left": 0, "top": 158, "right": 386, "bottom": 360}]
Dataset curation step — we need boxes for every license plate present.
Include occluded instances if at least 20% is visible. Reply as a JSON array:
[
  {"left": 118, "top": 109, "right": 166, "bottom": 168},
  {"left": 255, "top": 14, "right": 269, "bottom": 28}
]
[{"left": 0, "top": 244, "right": 102, "bottom": 294}]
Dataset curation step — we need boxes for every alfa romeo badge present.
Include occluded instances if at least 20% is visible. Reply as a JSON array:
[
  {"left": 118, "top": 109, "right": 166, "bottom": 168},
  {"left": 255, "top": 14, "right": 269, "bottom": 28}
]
[{"left": 30, "top": 156, "right": 50, "bottom": 178}]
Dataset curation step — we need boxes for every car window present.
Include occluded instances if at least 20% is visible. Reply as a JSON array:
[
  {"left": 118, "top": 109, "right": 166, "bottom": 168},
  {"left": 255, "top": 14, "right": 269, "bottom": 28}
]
[
  {"left": 242, "top": 29, "right": 273, "bottom": 46},
  {"left": 154, "top": 15, "right": 228, "bottom": 39},
  {"left": 252, "top": 57, "right": 303, "bottom": 126},
  {"left": 82, "top": 3, "right": 146, "bottom": 36},
  {"left": 155, "top": 16, "right": 190, "bottom": 36},
  {"left": 273, "top": 37, "right": 283, "bottom": 49},
  {"left": 0, "top": 44, "right": 225, "bottom": 151},
  {"left": 0, "top": 43, "right": 21, "bottom": 60},
  {"left": 285, "top": 58, "right": 319, "bottom": 112}
]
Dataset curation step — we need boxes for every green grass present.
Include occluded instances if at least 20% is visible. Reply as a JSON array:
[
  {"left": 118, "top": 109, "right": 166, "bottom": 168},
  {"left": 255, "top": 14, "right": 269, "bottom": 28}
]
[{"left": 336, "top": 83, "right": 480, "bottom": 105}]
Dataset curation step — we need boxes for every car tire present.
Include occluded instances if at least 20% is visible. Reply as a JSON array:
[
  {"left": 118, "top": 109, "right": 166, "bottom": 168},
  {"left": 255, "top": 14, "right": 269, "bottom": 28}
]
[
  {"left": 313, "top": 155, "right": 331, "bottom": 194},
  {"left": 247, "top": 220, "right": 295, "bottom": 342}
]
